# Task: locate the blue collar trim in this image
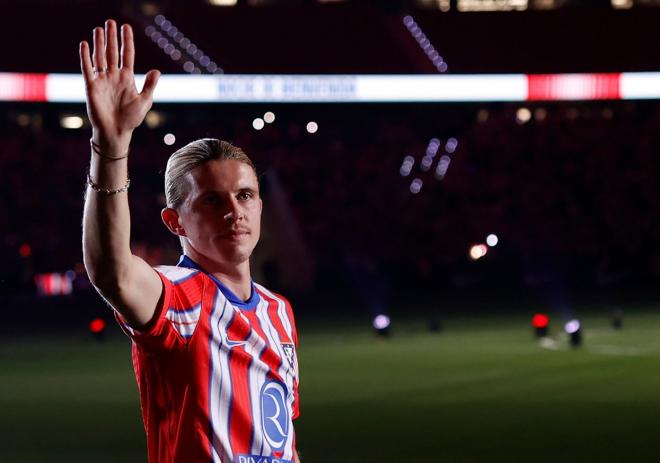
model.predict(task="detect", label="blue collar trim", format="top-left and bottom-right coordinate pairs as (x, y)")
top-left (177, 255), bottom-right (260, 310)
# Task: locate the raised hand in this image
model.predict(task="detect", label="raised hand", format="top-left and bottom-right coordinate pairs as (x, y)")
top-left (79, 20), bottom-right (160, 153)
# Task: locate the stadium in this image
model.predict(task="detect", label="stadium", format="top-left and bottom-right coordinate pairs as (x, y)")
top-left (3, 0), bottom-right (660, 461)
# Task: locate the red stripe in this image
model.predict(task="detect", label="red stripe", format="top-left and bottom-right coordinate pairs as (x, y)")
top-left (527, 73), bottom-right (620, 101)
top-left (261, 291), bottom-right (293, 345)
top-left (226, 311), bottom-right (254, 455)
top-left (244, 309), bottom-right (282, 375)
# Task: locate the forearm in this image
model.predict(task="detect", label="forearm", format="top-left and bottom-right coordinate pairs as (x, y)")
top-left (82, 135), bottom-right (133, 287)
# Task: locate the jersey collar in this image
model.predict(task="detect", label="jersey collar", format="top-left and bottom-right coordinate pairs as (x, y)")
top-left (177, 255), bottom-right (260, 310)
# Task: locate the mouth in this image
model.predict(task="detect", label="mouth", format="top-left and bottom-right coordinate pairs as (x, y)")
top-left (220, 229), bottom-right (250, 241)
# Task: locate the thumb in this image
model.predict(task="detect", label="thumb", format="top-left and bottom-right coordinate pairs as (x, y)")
top-left (140, 69), bottom-right (161, 100)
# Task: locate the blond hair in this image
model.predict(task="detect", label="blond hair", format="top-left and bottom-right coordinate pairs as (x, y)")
top-left (164, 138), bottom-right (257, 209)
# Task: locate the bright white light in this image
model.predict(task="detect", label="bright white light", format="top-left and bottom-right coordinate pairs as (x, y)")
top-left (163, 133), bottom-right (176, 145)
top-left (410, 178), bottom-right (423, 194)
top-left (373, 314), bottom-right (391, 330)
top-left (252, 118), bottom-right (265, 130)
top-left (611, 0), bottom-right (633, 9)
top-left (306, 121), bottom-right (318, 134)
top-left (264, 111), bottom-right (276, 123)
top-left (564, 319), bottom-right (581, 334)
top-left (516, 107), bottom-right (532, 124)
top-left (486, 234), bottom-right (499, 247)
top-left (60, 115), bottom-right (84, 129)
top-left (208, 0), bottom-right (238, 5)
top-left (469, 244), bottom-right (488, 260)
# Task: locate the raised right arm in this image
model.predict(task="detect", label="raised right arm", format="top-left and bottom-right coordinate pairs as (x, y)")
top-left (81, 19), bottom-right (163, 328)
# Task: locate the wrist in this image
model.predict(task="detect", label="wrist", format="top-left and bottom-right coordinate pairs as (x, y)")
top-left (91, 130), bottom-right (132, 156)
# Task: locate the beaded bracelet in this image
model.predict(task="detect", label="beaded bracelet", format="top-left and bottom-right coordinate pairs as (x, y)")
top-left (90, 139), bottom-right (129, 160)
top-left (86, 173), bottom-right (130, 195)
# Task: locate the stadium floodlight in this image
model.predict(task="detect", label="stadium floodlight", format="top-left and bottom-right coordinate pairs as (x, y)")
top-left (373, 314), bottom-right (391, 337)
top-left (252, 118), bottom-right (265, 130)
top-left (532, 313), bottom-right (549, 338)
top-left (163, 133), bottom-right (176, 145)
top-left (60, 115), bottom-right (84, 129)
top-left (564, 319), bottom-right (582, 347)
top-left (264, 111), bottom-right (276, 124)
top-left (469, 244), bottom-right (488, 261)
top-left (208, 0), bottom-right (238, 5)
top-left (89, 318), bottom-right (107, 341)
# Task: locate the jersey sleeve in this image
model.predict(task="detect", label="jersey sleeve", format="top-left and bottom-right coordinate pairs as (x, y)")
top-left (281, 295), bottom-right (301, 420)
top-left (114, 266), bottom-right (206, 352)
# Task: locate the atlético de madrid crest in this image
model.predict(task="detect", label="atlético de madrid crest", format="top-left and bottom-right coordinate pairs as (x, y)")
top-left (281, 343), bottom-right (295, 369)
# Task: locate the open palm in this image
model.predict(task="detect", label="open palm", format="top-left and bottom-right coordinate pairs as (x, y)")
top-left (80, 20), bottom-right (159, 149)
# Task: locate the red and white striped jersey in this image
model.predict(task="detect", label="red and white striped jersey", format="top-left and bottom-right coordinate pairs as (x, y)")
top-left (115, 255), bottom-right (300, 463)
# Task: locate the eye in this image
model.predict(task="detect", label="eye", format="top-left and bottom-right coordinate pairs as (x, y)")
top-left (237, 191), bottom-right (253, 201)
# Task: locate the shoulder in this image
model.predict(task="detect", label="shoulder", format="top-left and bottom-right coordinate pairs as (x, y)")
top-left (155, 265), bottom-right (203, 284)
top-left (254, 282), bottom-right (290, 305)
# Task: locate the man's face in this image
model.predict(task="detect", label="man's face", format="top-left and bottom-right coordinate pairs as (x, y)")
top-left (175, 159), bottom-right (262, 266)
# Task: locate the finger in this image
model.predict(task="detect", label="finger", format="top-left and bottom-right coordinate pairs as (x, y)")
top-left (92, 26), bottom-right (107, 71)
top-left (121, 24), bottom-right (134, 70)
top-left (105, 19), bottom-right (119, 70)
top-left (79, 41), bottom-right (94, 83)
top-left (140, 69), bottom-right (161, 100)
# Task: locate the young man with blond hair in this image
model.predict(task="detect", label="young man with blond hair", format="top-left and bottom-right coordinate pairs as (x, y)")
top-left (80, 19), bottom-right (300, 463)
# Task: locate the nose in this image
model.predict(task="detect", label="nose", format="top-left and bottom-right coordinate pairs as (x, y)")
top-left (223, 198), bottom-right (244, 222)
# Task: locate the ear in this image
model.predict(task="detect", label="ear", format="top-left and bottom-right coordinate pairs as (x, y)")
top-left (161, 207), bottom-right (187, 236)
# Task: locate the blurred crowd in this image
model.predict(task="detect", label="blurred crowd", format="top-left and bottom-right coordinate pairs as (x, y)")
top-left (2, 102), bottom-right (660, 302)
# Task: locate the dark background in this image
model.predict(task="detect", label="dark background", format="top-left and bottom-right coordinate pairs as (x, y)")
top-left (1, 0), bottom-right (660, 324)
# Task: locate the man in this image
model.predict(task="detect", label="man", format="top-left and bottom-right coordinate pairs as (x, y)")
top-left (80, 19), bottom-right (300, 463)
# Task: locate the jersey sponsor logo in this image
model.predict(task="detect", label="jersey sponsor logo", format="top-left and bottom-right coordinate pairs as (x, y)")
top-left (281, 343), bottom-right (295, 369)
top-left (224, 337), bottom-right (248, 348)
top-left (236, 455), bottom-right (293, 463)
top-left (260, 380), bottom-right (289, 450)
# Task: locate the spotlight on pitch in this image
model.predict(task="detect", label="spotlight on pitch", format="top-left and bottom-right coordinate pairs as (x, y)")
top-left (532, 313), bottom-right (549, 338)
top-left (373, 314), bottom-right (391, 337)
top-left (564, 319), bottom-right (582, 347)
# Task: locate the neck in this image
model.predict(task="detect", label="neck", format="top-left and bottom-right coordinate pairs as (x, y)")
top-left (184, 249), bottom-right (253, 301)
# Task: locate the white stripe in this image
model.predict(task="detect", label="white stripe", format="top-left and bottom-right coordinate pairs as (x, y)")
top-left (155, 265), bottom-right (199, 283)
top-left (210, 291), bottom-right (235, 462)
top-left (254, 288), bottom-right (296, 459)
top-left (237, 307), bottom-right (268, 455)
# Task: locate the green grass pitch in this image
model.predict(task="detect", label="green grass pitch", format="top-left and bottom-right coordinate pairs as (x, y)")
top-left (3, 307), bottom-right (660, 462)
